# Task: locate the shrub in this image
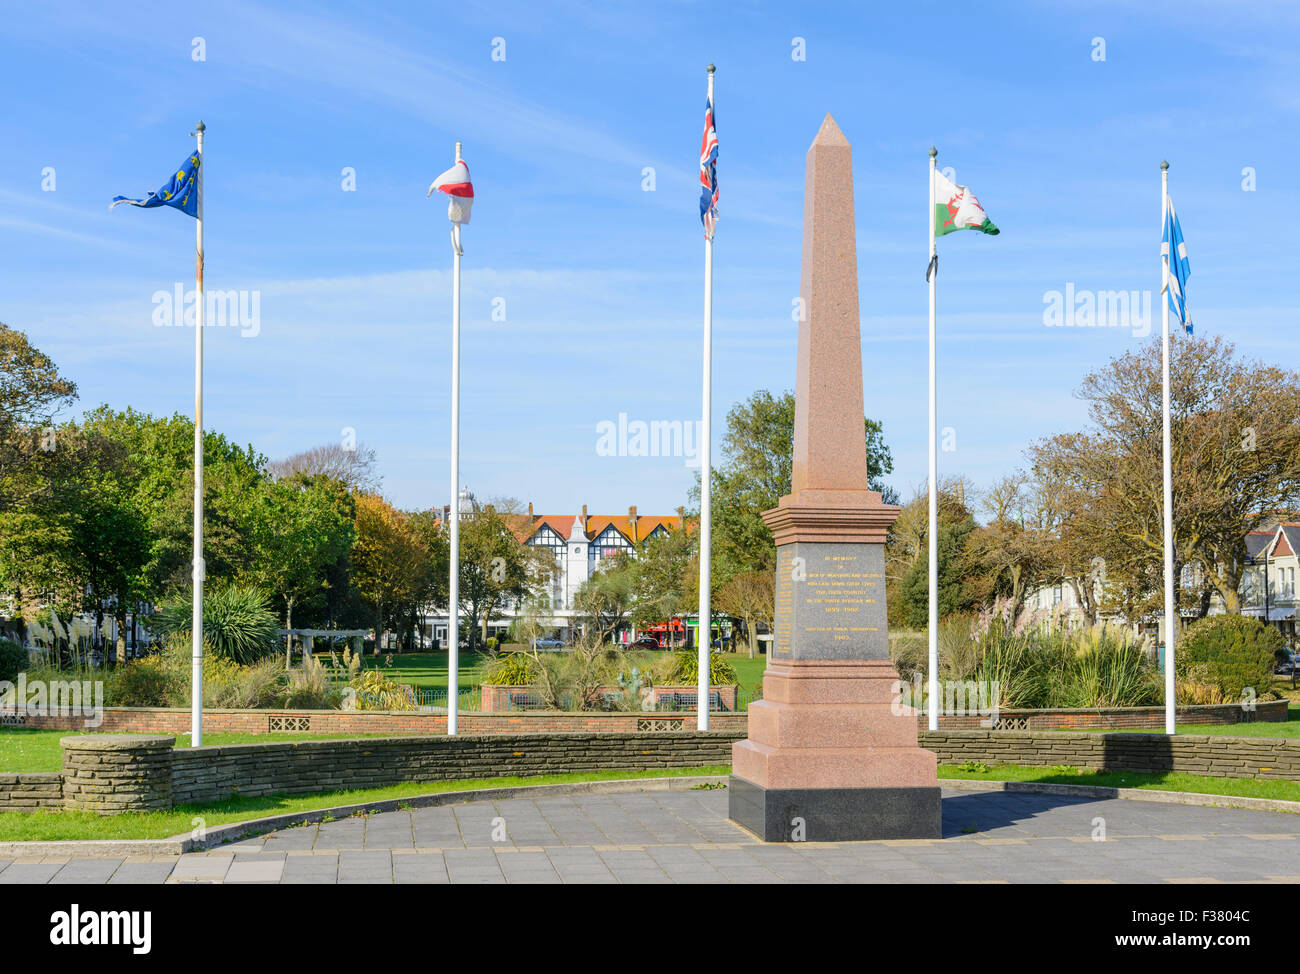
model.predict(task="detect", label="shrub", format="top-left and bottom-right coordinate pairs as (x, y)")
top-left (108, 655), bottom-right (177, 708)
top-left (151, 584), bottom-right (278, 664)
top-left (482, 653), bottom-right (536, 686)
top-left (347, 670), bottom-right (416, 711)
top-left (663, 649), bottom-right (738, 686)
top-left (1177, 614), bottom-right (1281, 701)
top-left (0, 638), bottom-right (29, 683)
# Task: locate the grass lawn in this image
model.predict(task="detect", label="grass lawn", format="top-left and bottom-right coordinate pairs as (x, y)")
top-left (938, 762), bottom-right (1300, 803)
top-left (357, 650), bottom-right (492, 690)
top-left (0, 728), bottom-right (434, 774)
top-left (0, 766), bottom-right (731, 842)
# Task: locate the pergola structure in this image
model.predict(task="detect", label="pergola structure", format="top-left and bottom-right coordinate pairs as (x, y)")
top-left (276, 629), bottom-right (368, 664)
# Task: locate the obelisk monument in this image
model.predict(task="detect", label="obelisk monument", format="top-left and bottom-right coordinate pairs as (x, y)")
top-left (728, 115), bottom-right (941, 842)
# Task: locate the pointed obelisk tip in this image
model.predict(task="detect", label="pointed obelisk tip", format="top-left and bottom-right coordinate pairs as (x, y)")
top-left (812, 113), bottom-right (849, 148)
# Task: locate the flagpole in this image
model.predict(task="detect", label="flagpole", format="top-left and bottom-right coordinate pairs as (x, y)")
top-left (697, 63), bottom-right (715, 732)
top-left (448, 140), bottom-right (463, 737)
top-left (927, 146), bottom-right (939, 732)
top-left (190, 120), bottom-right (205, 747)
top-left (1160, 159), bottom-right (1176, 736)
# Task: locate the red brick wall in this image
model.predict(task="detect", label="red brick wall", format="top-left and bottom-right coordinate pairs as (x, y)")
top-left (10, 698), bottom-right (1282, 737)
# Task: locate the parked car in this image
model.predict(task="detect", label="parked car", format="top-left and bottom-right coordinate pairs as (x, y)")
top-left (533, 637), bottom-right (565, 649)
top-left (629, 635), bottom-right (661, 651)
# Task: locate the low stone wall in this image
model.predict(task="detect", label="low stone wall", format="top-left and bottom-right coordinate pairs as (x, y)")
top-left (0, 773), bottom-right (62, 811)
top-left (17, 725), bottom-right (1300, 815)
top-left (36, 732), bottom-right (741, 812)
top-left (167, 731), bottom-right (743, 806)
top-left (919, 730), bottom-right (1300, 780)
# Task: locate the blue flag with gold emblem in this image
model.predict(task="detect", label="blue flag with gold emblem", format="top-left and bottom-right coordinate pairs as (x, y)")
top-left (111, 152), bottom-right (200, 217)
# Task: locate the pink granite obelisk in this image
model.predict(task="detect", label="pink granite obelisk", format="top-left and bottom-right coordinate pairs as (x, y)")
top-left (728, 115), bottom-right (941, 841)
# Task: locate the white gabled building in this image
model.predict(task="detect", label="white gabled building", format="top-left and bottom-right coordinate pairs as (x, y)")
top-left (420, 488), bottom-right (682, 646)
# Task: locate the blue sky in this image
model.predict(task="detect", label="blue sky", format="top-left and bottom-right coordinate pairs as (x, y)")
top-left (1, 0), bottom-right (1296, 518)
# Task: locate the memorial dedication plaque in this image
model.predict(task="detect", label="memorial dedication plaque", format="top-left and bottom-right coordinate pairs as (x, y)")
top-left (773, 542), bottom-right (888, 661)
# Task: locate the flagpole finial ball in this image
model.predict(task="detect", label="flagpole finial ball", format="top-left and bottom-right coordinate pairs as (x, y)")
top-left (1161, 159), bottom-right (1169, 170)
top-left (929, 146), bottom-right (937, 158)
top-left (194, 120), bottom-right (205, 132)
top-left (707, 63), bottom-right (715, 73)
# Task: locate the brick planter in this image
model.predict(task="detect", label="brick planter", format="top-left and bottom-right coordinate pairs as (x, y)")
top-left (61, 734), bottom-right (174, 814)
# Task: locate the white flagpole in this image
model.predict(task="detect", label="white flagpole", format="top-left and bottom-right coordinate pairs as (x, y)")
top-left (448, 141), bottom-right (463, 737)
top-left (927, 147), bottom-right (939, 732)
top-left (698, 63), bottom-right (715, 732)
top-left (1160, 159), bottom-right (1176, 736)
top-left (190, 120), bottom-right (206, 747)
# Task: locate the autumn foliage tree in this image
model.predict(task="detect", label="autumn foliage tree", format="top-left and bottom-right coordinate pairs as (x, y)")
top-left (1028, 334), bottom-right (1300, 621)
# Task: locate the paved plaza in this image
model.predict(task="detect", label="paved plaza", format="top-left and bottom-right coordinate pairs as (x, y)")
top-left (2, 786), bottom-right (1300, 884)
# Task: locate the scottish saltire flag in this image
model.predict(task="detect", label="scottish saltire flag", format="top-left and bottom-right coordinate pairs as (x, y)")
top-left (428, 159), bottom-right (474, 225)
top-left (699, 95), bottom-right (718, 239)
top-left (110, 152), bottom-right (200, 217)
top-left (1162, 196), bottom-right (1192, 335)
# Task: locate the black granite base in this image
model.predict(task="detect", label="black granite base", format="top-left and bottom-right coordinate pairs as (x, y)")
top-left (728, 775), bottom-right (942, 842)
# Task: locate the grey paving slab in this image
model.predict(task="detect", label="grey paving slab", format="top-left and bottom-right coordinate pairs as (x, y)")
top-left (0, 863), bottom-right (64, 884)
top-left (49, 858), bottom-right (125, 884)
top-left (108, 861), bottom-right (179, 884)
top-left (5, 785), bottom-right (1300, 883)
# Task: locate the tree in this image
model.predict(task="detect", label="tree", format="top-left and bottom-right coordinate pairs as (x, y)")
top-left (267, 442), bottom-right (381, 493)
top-left (883, 477), bottom-right (973, 628)
top-left (1028, 335), bottom-right (1300, 621)
top-left (889, 480), bottom-right (977, 629)
top-left (456, 501), bottom-right (551, 654)
top-left (573, 552), bottom-right (638, 644)
top-left (960, 473), bottom-right (1051, 615)
top-left (0, 323), bottom-right (77, 515)
top-left (243, 475), bottom-right (355, 666)
top-left (629, 526), bottom-right (698, 646)
top-left (351, 494), bottom-right (431, 652)
top-left (78, 406), bottom-right (267, 598)
top-left (715, 570), bottom-right (774, 657)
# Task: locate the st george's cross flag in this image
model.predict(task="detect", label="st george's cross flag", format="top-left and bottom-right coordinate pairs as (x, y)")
top-left (428, 159), bottom-right (474, 224)
top-left (110, 151), bottom-right (200, 217)
top-left (932, 168), bottom-right (998, 237)
top-left (1162, 196), bottom-right (1192, 335)
top-left (699, 95), bottom-right (719, 239)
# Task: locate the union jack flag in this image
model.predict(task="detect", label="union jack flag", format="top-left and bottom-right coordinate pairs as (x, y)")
top-left (699, 94), bottom-right (718, 239)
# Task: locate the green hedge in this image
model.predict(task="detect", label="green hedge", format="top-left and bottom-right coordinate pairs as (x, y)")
top-left (1177, 614), bottom-right (1281, 699)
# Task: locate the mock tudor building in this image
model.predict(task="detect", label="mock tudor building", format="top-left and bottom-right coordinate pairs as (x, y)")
top-left (420, 486), bottom-right (682, 646)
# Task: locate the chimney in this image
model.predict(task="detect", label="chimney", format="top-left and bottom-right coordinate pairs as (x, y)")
top-left (528, 501), bottom-right (534, 517)
top-left (582, 504), bottom-right (588, 532)
top-left (628, 505), bottom-right (638, 542)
